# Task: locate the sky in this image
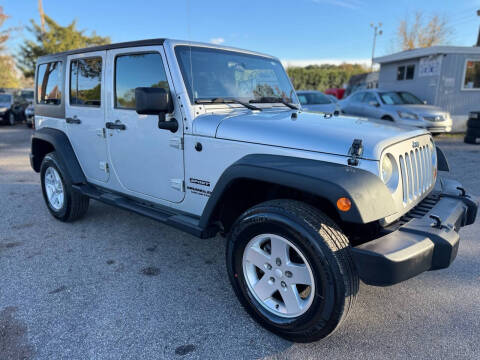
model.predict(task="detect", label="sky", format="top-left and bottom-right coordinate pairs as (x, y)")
top-left (3, 0), bottom-right (480, 66)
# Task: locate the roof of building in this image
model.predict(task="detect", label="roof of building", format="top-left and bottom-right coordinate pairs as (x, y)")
top-left (373, 46), bottom-right (480, 64)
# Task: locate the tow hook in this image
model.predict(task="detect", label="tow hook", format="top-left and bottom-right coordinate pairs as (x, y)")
top-left (456, 186), bottom-right (466, 197)
top-left (348, 139), bottom-right (363, 166)
top-left (429, 214), bottom-right (452, 231)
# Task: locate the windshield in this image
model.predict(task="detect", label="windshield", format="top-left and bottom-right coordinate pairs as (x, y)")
top-left (297, 92), bottom-right (332, 105)
top-left (380, 91), bottom-right (423, 105)
top-left (175, 46), bottom-right (297, 104)
top-left (0, 94), bottom-right (12, 103)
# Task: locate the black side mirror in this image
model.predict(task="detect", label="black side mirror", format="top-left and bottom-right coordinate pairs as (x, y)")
top-left (135, 87), bottom-right (178, 132)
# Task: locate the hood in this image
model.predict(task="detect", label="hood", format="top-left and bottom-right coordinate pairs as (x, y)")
top-left (388, 104), bottom-right (445, 115)
top-left (0, 102), bottom-right (11, 108)
top-left (192, 109), bottom-right (427, 160)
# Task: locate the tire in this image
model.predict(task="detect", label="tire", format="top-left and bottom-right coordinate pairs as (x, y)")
top-left (7, 112), bottom-right (15, 126)
top-left (381, 115), bottom-right (394, 122)
top-left (467, 118), bottom-right (480, 129)
top-left (464, 135), bottom-right (480, 144)
top-left (26, 122), bottom-right (33, 128)
top-left (466, 128), bottom-right (480, 138)
top-left (226, 199), bottom-right (358, 342)
top-left (40, 152), bottom-right (89, 221)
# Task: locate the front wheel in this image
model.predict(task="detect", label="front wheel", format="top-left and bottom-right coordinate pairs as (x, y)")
top-left (8, 112), bottom-right (15, 126)
top-left (226, 199), bottom-right (358, 342)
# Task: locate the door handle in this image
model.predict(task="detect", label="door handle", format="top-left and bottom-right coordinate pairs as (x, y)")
top-left (66, 117), bottom-right (81, 124)
top-left (105, 121), bottom-right (126, 130)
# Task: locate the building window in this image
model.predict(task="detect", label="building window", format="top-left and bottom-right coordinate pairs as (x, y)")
top-left (70, 57), bottom-right (102, 107)
top-left (463, 60), bottom-right (480, 90)
top-left (397, 64), bottom-right (415, 81)
top-left (406, 64), bottom-right (415, 79)
top-left (37, 61), bottom-right (62, 105)
top-left (115, 53), bottom-right (169, 109)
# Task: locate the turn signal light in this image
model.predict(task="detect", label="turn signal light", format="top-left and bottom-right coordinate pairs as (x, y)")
top-left (337, 197), bottom-right (352, 212)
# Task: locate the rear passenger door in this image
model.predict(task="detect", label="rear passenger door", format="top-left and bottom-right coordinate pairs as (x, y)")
top-left (360, 92), bottom-right (382, 119)
top-left (65, 51), bottom-right (109, 183)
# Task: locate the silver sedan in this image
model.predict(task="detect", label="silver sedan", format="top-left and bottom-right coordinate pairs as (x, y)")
top-left (297, 90), bottom-right (341, 115)
top-left (339, 89), bottom-right (452, 134)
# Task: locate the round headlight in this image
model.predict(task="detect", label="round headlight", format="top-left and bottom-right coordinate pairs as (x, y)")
top-left (381, 153), bottom-right (399, 192)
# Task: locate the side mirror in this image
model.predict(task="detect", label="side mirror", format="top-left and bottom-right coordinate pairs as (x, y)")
top-left (135, 87), bottom-right (178, 132)
top-left (368, 100), bottom-right (380, 107)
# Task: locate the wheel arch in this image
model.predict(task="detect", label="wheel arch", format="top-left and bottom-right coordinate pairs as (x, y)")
top-left (30, 127), bottom-right (86, 184)
top-left (199, 154), bottom-right (397, 233)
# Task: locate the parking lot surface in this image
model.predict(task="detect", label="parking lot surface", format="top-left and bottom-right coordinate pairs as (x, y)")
top-left (1, 126), bottom-right (479, 360)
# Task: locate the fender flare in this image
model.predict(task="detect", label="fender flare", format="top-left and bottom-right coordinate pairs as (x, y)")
top-left (30, 127), bottom-right (86, 184)
top-left (436, 146), bottom-right (449, 172)
top-left (199, 154), bottom-right (397, 226)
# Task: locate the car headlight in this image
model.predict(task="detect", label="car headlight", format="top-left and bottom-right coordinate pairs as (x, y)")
top-left (397, 111), bottom-right (418, 120)
top-left (0, 107), bottom-right (7, 113)
top-left (381, 153), bottom-right (399, 192)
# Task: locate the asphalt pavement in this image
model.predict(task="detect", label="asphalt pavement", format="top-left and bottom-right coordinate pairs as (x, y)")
top-left (1, 126), bottom-right (479, 360)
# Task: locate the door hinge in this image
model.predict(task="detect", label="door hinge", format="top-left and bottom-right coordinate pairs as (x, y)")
top-left (99, 161), bottom-right (109, 172)
top-left (170, 179), bottom-right (185, 192)
top-left (169, 137), bottom-right (184, 150)
top-left (348, 139), bottom-right (363, 166)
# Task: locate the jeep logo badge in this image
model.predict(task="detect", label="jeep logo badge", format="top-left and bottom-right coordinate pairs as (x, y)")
top-left (412, 141), bottom-right (420, 148)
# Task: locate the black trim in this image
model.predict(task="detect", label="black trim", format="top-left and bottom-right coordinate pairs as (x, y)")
top-left (199, 154), bottom-right (397, 227)
top-left (30, 128), bottom-right (86, 184)
top-left (436, 146), bottom-right (449, 172)
top-left (73, 184), bottom-right (217, 238)
top-left (36, 38), bottom-right (165, 60)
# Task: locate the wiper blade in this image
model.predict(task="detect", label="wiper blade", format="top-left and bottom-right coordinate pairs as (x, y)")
top-left (250, 96), bottom-right (299, 110)
top-left (195, 98), bottom-right (262, 111)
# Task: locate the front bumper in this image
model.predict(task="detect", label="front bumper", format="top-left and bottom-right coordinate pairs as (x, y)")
top-left (351, 177), bottom-right (478, 286)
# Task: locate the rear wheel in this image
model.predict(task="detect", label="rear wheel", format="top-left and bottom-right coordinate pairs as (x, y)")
top-left (226, 199), bottom-right (358, 342)
top-left (8, 112), bottom-right (15, 126)
top-left (40, 152), bottom-right (89, 221)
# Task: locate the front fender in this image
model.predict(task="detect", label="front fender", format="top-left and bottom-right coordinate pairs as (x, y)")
top-left (199, 154), bottom-right (397, 226)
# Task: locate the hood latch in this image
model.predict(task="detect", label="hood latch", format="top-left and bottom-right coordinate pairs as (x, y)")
top-left (348, 139), bottom-right (363, 166)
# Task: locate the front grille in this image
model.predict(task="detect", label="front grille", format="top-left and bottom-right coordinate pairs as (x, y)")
top-left (424, 115), bottom-right (444, 122)
top-left (398, 144), bottom-right (434, 206)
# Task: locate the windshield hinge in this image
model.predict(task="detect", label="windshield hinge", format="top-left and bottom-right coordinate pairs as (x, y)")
top-left (348, 139), bottom-right (363, 166)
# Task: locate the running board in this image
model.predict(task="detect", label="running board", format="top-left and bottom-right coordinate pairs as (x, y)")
top-left (72, 184), bottom-right (218, 239)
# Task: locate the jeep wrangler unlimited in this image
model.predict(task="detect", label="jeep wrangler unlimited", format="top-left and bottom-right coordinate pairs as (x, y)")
top-left (30, 39), bottom-right (478, 342)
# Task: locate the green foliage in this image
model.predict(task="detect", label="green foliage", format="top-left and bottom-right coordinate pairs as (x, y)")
top-left (18, 15), bottom-right (111, 78)
top-left (286, 64), bottom-right (367, 91)
top-left (0, 55), bottom-right (19, 88)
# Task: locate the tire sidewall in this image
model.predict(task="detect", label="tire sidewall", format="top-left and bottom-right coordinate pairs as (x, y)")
top-left (40, 153), bottom-right (73, 221)
top-left (8, 112), bottom-right (15, 125)
top-left (227, 207), bottom-right (347, 340)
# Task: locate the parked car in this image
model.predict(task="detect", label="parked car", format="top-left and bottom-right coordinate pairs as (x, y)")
top-left (19, 89), bottom-right (34, 104)
top-left (297, 90), bottom-right (340, 115)
top-left (340, 89), bottom-right (452, 134)
top-left (30, 38), bottom-right (477, 343)
top-left (0, 93), bottom-right (28, 126)
top-left (25, 103), bottom-right (34, 128)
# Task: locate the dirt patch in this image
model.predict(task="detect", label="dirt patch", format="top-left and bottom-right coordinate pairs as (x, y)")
top-left (0, 242), bottom-right (22, 253)
top-left (0, 307), bottom-right (35, 360)
top-left (48, 285), bottom-right (68, 295)
top-left (175, 344), bottom-right (196, 356)
top-left (11, 223), bottom-right (33, 230)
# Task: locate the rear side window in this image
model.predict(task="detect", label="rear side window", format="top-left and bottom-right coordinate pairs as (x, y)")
top-left (70, 57), bottom-right (102, 107)
top-left (37, 61), bottom-right (62, 105)
top-left (115, 53), bottom-right (169, 109)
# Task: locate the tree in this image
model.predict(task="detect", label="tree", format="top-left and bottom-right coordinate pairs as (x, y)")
top-left (0, 6), bottom-right (19, 88)
top-left (397, 12), bottom-right (451, 50)
top-left (18, 15), bottom-right (110, 78)
top-left (286, 64), bottom-right (367, 91)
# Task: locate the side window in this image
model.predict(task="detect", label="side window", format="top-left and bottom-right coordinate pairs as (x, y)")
top-left (397, 66), bottom-right (405, 81)
top-left (37, 61), bottom-right (62, 105)
top-left (405, 64), bottom-right (415, 80)
top-left (70, 57), bottom-right (102, 107)
top-left (350, 92), bottom-right (364, 102)
top-left (362, 92), bottom-right (377, 103)
top-left (115, 53), bottom-right (169, 109)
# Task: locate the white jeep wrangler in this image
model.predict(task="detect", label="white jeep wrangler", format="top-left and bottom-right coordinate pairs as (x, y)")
top-left (30, 39), bottom-right (478, 342)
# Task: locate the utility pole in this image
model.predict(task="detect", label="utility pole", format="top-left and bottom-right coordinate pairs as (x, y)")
top-left (476, 10), bottom-right (480, 46)
top-left (370, 22), bottom-right (382, 71)
top-left (38, 0), bottom-right (45, 34)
